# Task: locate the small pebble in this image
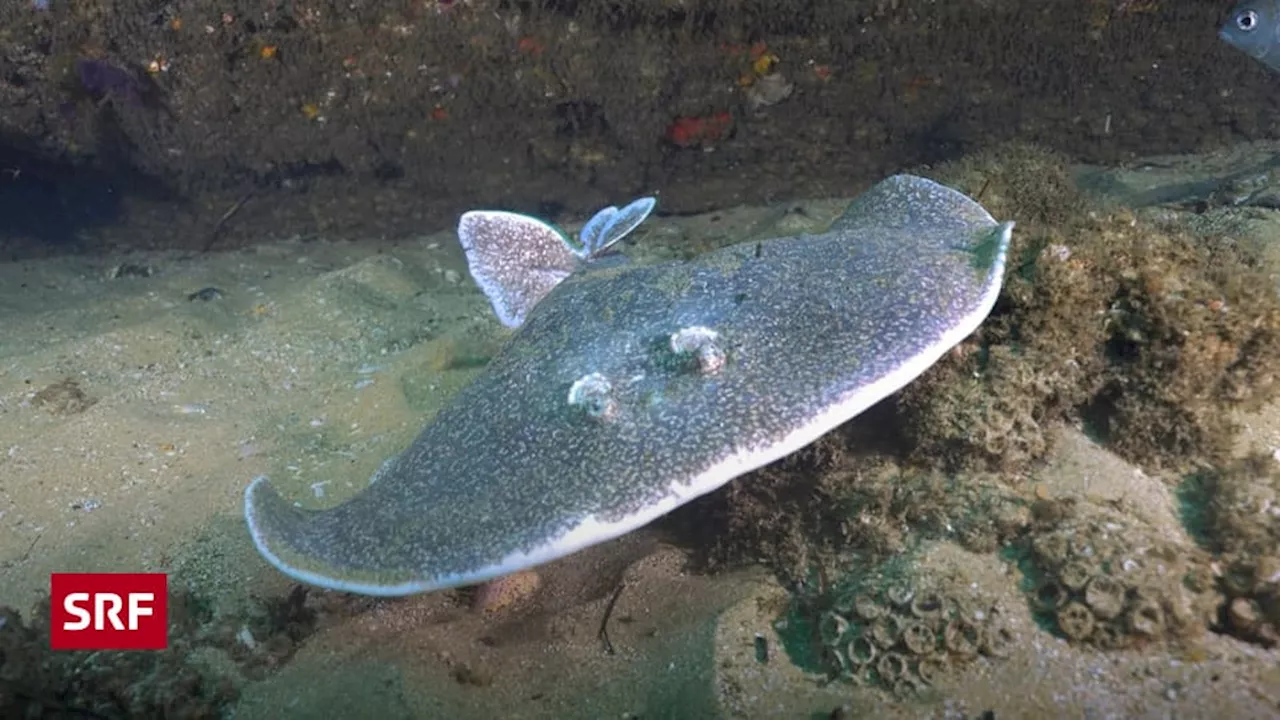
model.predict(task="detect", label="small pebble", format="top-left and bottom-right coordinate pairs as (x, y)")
top-left (473, 569), bottom-right (541, 613)
top-left (187, 286), bottom-right (225, 302)
top-left (1229, 597), bottom-right (1259, 631)
top-left (110, 262), bottom-right (153, 279)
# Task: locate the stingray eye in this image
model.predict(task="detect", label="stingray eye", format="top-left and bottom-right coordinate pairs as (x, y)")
top-left (1237, 9), bottom-right (1259, 32)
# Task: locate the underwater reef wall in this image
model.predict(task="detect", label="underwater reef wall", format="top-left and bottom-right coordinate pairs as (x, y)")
top-left (0, 0), bottom-right (1259, 256)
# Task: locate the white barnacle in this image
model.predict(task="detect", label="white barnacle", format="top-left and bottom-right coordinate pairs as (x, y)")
top-left (670, 325), bottom-right (726, 374)
top-left (567, 372), bottom-right (617, 420)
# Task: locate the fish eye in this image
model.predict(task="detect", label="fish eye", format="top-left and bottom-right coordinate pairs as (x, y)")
top-left (1237, 9), bottom-right (1259, 31)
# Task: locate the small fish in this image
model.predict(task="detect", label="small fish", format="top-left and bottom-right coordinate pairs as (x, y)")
top-left (1220, 1), bottom-right (1280, 72)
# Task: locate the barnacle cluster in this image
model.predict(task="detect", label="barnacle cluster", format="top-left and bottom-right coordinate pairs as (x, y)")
top-left (1187, 454), bottom-right (1280, 647)
top-left (903, 144), bottom-right (1280, 476)
top-left (1216, 556), bottom-right (1280, 646)
top-left (1023, 512), bottom-right (1221, 648)
top-left (818, 582), bottom-right (1013, 697)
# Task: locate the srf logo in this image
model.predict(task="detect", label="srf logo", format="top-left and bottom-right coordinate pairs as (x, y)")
top-left (49, 573), bottom-right (168, 650)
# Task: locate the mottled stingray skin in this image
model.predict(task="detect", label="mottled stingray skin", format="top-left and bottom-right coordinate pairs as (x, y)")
top-left (244, 175), bottom-right (1014, 595)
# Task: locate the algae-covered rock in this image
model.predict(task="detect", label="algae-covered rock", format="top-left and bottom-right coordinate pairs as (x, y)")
top-left (902, 143), bottom-right (1280, 473)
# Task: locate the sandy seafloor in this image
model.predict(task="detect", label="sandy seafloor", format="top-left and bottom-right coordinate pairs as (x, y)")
top-left (6, 144), bottom-right (1280, 718)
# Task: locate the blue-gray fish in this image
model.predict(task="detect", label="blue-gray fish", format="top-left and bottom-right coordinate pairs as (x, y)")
top-left (1221, 0), bottom-right (1280, 72)
top-left (244, 174), bottom-right (1014, 596)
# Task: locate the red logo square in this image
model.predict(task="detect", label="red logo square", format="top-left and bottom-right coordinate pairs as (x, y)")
top-left (49, 573), bottom-right (168, 650)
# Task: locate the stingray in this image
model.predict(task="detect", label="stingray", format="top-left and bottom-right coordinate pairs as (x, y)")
top-left (244, 174), bottom-right (1014, 596)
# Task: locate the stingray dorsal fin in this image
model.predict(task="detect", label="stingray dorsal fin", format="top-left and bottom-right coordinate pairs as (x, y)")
top-left (576, 196), bottom-right (656, 258)
top-left (457, 197), bottom-right (656, 328)
top-left (457, 210), bottom-right (580, 328)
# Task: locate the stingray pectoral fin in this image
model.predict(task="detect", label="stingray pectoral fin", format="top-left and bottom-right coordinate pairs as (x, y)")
top-left (245, 473), bottom-right (544, 595)
top-left (244, 476), bottom-right (342, 589)
top-left (243, 476), bottom-right (423, 594)
top-left (974, 220), bottom-right (1014, 280)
